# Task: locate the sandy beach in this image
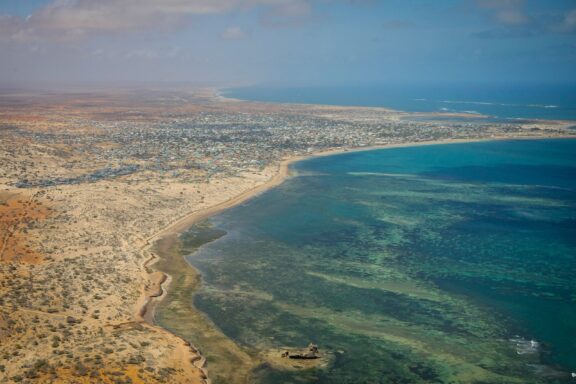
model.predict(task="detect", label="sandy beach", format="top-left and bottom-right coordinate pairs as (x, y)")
top-left (0, 87), bottom-right (574, 383)
top-left (1, 0), bottom-right (574, 379)
top-left (140, 133), bottom-right (576, 304)
top-left (136, 134), bottom-right (576, 384)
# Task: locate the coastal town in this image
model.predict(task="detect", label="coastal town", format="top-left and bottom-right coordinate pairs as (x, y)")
top-left (0, 87), bottom-right (574, 383)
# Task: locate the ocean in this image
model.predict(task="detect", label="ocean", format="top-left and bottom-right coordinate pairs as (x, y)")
top-left (223, 84), bottom-right (576, 121)
top-left (175, 139), bottom-right (576, 383)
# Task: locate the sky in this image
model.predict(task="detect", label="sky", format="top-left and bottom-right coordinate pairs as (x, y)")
top-left (0, 0), bottom-right (575, 87)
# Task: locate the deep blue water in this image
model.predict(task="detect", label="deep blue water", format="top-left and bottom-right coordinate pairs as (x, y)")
top-left (182, 139), bottom-right (576, 383)
top-left (224, 84), bottom-right (576, 120)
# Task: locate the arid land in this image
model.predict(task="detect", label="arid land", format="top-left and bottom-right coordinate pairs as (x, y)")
top-left (0, 86), bottom-right (574, 384)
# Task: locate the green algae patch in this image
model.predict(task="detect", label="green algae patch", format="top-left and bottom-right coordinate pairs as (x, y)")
top-left (177, 140), bottom-right (576, 383)
top-left (153, 223), bottom-right (257, 384)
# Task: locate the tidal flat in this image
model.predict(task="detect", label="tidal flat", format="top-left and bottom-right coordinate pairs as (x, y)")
top-left (158, 139), bottom-right (576, 384)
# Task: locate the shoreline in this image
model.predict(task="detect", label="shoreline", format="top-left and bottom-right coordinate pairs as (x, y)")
top-left (2, 85), bottom-right (575, 383)
top-left (134, 134), bottom-right (575, 383)
top-left (138, 132), bottom-right (576, 253)
top-left (213, 88), bottom-right (576, 124)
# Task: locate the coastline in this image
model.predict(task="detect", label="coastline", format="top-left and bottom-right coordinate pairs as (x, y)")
top-left (132, 152), bottom-right (296, 384)
top-left (136, 134), bottom-right (576, 383)
top-left (215, 87), bottom-right (576, 126)
top-left (2, 87), bottom-right (575, 383)
top-left (215, 87), bottom-right (576, 123)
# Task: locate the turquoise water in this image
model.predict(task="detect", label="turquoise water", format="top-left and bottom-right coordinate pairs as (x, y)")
top-left (184, 139), bottom-right (576, 383)
top-left (224, 84), bottom-right (576, 120)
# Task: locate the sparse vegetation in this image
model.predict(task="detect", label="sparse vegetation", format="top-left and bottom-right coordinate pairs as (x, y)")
top-left (0, 88), bottom-right (571, 383)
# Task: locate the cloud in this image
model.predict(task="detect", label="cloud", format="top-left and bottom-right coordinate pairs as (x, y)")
top-left (221, 26), bottom-right (247, 40)
top-left (123, 48), bottom-right (160, 60)
top-left (558, 9), bottom-right (576, 33)
top-left (476, 0), bottom-right (530, 26)
top-left (0, 0), bottom-right (317, 42)
top-left (471, 7), bottom-right (576, 39)
top-left (259, 1), bottom-right (312, 27)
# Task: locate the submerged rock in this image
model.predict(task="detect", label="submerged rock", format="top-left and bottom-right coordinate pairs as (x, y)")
top-left (262, 343), bottom-right (332, 371)
top-left (285, 342), bottom-right (320, 359)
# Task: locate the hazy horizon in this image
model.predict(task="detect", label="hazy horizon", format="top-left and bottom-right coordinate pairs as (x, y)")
top-left (1, 0), bottom-right (576, 87)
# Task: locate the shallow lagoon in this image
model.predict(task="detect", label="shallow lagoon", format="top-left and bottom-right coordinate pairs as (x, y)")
top-left (179, 139), bottom-right (576, 383)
